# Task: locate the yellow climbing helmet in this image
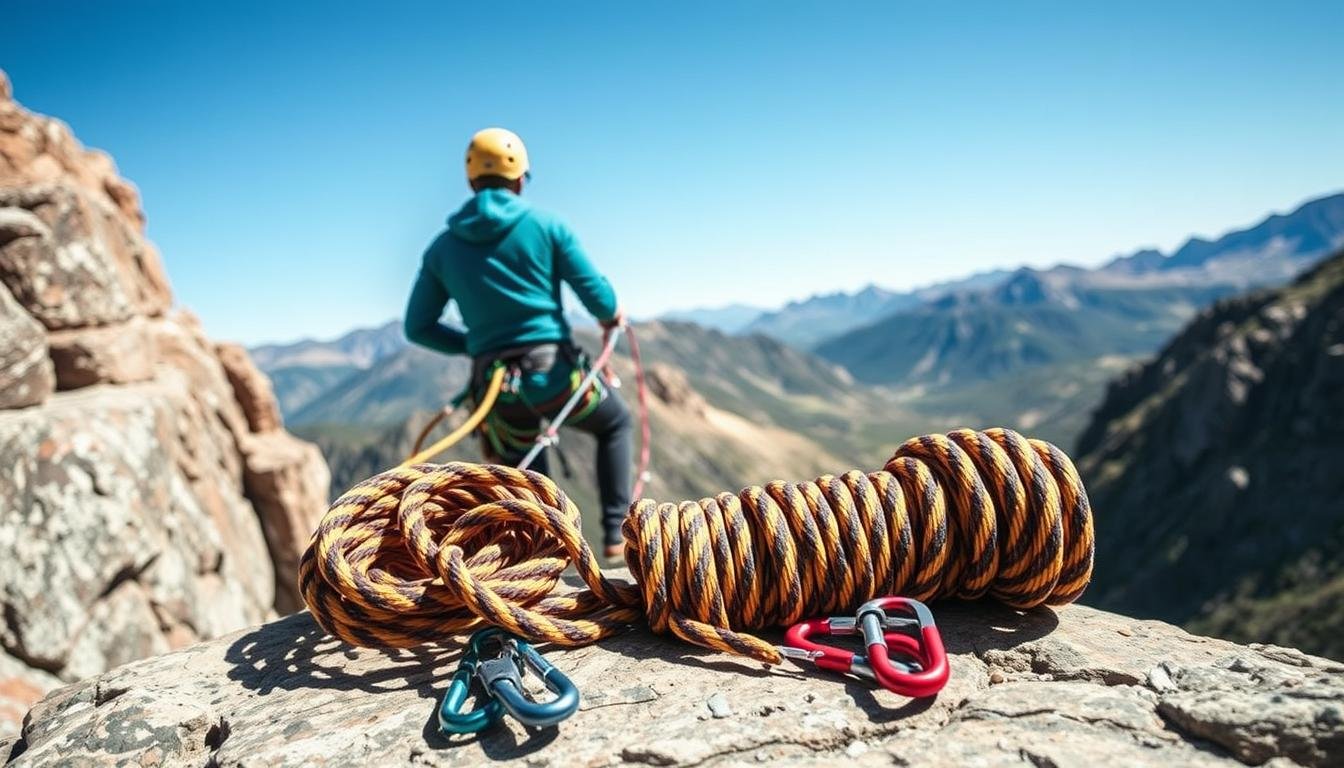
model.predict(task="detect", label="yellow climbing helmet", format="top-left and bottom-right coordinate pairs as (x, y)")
top-left (465, 127), bottom-right (530, 181)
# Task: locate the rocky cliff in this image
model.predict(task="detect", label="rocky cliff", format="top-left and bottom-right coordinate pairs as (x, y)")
top-left (0, 70), bottom-right (330, 739)
top-left (4, 573), bottom-right (1342, 767)
top-left (1077, 249), bottom-right (1344, 658)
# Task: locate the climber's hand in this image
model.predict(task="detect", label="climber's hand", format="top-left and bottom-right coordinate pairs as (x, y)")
top-left (601, 309), bottom-right (626, 330)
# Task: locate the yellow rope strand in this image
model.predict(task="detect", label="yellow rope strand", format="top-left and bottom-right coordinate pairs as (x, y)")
top-left (301, 428), bottom-right (1094, 664)
top-left (401, 367), bottom-right (506, 467)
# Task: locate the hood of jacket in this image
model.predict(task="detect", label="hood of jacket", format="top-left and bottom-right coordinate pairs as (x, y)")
top-left (447, 188), bottom-right (531, 244)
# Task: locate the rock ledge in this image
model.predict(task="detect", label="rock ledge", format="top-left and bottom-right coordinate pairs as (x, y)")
top-left (6, 582), bottom-right (1342, 767)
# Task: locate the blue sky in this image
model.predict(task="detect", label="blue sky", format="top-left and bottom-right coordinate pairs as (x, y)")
top-left (5, 1), bottom-right (1342, 344)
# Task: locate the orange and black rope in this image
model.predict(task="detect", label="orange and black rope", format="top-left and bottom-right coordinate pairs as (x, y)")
top-left (298, 428), bottom-right (1093, 664)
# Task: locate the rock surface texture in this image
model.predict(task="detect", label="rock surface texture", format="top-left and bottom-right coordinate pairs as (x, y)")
top-left (0, 69), bottom-right (330, 739)
top-left (5, 588), bottom-right (1343, 767)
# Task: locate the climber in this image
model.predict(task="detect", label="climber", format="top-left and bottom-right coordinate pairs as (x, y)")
top-left (403, 127), bottom-right (633, 559)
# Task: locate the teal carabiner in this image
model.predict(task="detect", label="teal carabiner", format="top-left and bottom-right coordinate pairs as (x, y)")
top-left (437, 634), bottom-right (506, 735)
top-left (474, 632), bottom-right (581, 728)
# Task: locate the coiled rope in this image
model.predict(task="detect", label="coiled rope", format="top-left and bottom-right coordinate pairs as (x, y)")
top-left (299, 428), bottom-right (1093, 664)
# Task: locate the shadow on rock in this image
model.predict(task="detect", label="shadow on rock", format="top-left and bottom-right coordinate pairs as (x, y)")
top-left (584, 622), bottom-right (785, 681)
top-left (224, 611), bottom-right (460, 701)
top-left (591, 598), bottom-right (1061, 674)
top-left (419, 702), bottom-right (560, 761)
top-left (931, 600), bottom-right (1062, 656)
top-left (841, 678), bottom-right (938, 723)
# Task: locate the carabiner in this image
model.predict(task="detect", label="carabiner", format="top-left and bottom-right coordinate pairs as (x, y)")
top-left (856, 597), bottom-right (949, 698)
top-left (475, 632), bottom-right (580, 728)
top-left (781, 613), bottom-right (924, 683)
top-left (437, 634), bottom-right (506, 735)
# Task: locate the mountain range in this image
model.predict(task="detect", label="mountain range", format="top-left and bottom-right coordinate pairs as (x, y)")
top-left (1077, 247), bottom-right (1344, 658)
top-left (655, 303), bottom-right (765, 334)
top-left (251, 322), bottom-right (405, 415)
top-left (256, 190), bottom-right (1344, 465)
top-left (802, 192), bottom-right (1344, 441)
top-left (736, 270), bottom-right (1012, 348)
top-left (815, 269), bottom-right (1234, 385)
top-left (695, 191), bottom-right (1344, 352)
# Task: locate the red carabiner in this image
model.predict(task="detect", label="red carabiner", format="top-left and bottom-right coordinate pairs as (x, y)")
top-left (856, 597), bottom-right (948, 698)
top-left (781, 614), bottom-right (924, 683)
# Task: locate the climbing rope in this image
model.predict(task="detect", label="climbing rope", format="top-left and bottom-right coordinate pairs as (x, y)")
top-left (299, 427), bottom-right (1093, 664)
top-left (625, 325), bottom-right (652, 499)
top-left (411, 405), bottom-right (457, 459)
top-left (403, 367), bottom-right (507, 467)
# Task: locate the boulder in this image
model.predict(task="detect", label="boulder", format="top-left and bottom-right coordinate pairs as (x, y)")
top-left (0, 70), bottom-right (334, 743)
top-left (239, 431), bottom-right (331, 613)
top-left (0, 71), bottom-right (146, 231)
top-left (0, 184), bottom-right (171, 329)
top-left (644, 363), bottom-right (707, 416)
top-left (148, 313), bottom-right (253, 444)
top-left (45, 317), bottom-right (155, 390)
top-left (0, 382), bottom-right (275, 679)
top-left (216, 342), bottom-right (283, 433)
top-left (0, 280), bottom-right (52, 408)
top-left (5, 591), bottom-right (1343, 767)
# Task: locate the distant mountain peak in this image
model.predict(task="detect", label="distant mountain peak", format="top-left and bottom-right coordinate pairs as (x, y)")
top-left (1102, 248), bottom-right (1165, 274)
top-left (656, 303), bottom-right (766, 334)
top-left (250, 319), bottom-right (407, 371)
top-left (993, 269), bottom-right (1051, 304)
top-left (854, 284), bottom-right (896, 299)
top-left (743, 271), bottom-right (1010, 348)
top-left (1161, 191), bottom-right (1343, 272)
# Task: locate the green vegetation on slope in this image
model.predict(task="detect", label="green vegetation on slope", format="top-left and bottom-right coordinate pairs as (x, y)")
top-left (1076, 250), bottom-right (1344, 659)
top-left (1189, 549), bottom-right (1344, 660)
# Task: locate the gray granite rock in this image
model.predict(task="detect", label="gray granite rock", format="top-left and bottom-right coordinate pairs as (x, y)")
top-left (45, 317), bottom-right (155, 390)
top-left (7, 592), bottom-right (1342, 767)
top-left (0, 382), bottom-right (275, 677)
top-left (0, 71), bottom-right (333, 743)
top-left (0, 277), bottom-right (52, 409)
top-left (0, 184), bottom-right (169, 330)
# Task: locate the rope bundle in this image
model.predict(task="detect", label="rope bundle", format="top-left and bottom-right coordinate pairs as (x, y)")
top-left (299, 428), bottom-right (1093, 664)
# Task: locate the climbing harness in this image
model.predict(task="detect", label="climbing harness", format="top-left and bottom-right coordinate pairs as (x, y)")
top-left (781, 597), bottom-right (949, 698)
top-left (299, 428), bottom-right (1093, 671)
top-left (438, 627), bottom-right (580, 734)
top-left (515, 330), bottom-right (622, 471)
top-left (402, 325), bottom-right (653, 496)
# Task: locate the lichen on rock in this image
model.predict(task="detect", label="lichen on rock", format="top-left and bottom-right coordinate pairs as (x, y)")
top-left (0, 68), bottom-right (331, 740)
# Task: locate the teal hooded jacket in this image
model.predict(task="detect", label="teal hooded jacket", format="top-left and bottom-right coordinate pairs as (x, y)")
top-left (403, 189), bottom-right (619, 358)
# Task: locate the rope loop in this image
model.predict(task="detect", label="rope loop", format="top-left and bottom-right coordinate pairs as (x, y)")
top-left (300, 428), bottom-right (1094, 664)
